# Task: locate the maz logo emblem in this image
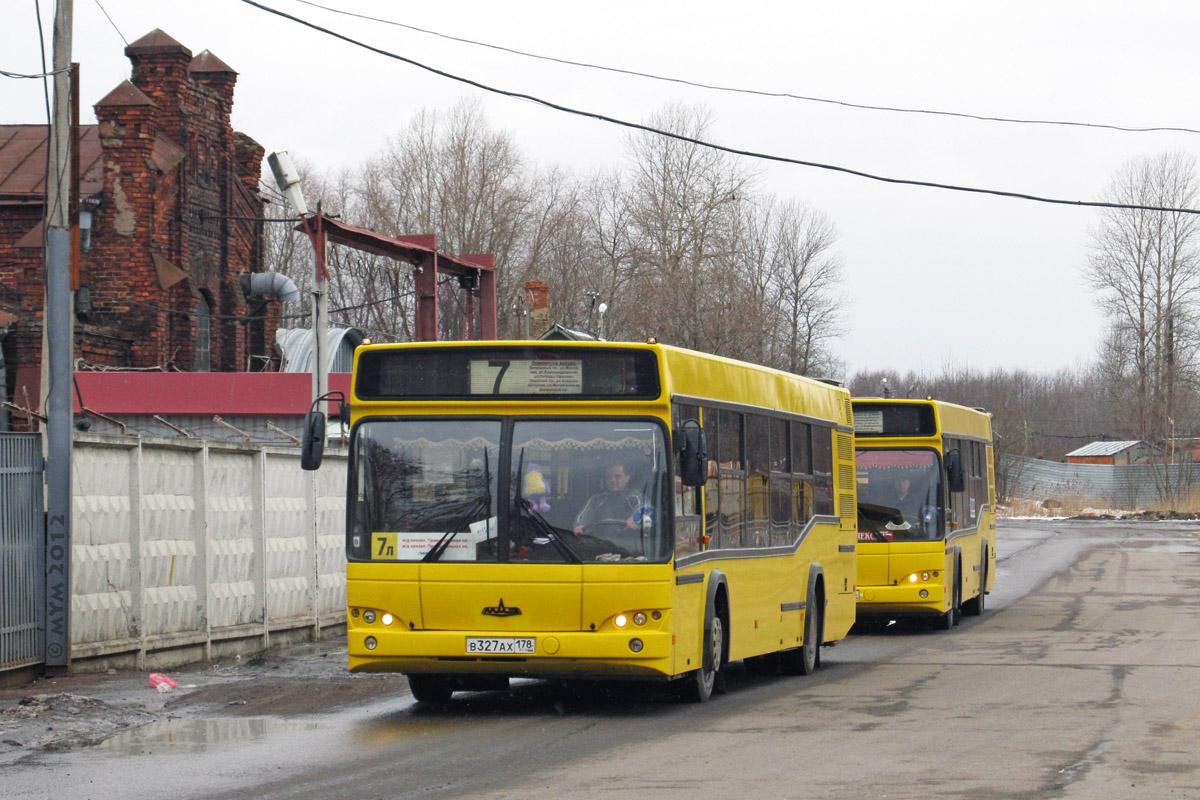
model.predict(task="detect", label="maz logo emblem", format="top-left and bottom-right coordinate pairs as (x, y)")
top-left (482, 599), bottom-right (521, 617)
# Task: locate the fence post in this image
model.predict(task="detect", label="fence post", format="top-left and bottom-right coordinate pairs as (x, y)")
top-left (130, 438), bottom-right (146, 669)
top-left (195, 440), bottom-right (211, 661)
top-left (254, 447), bottom-right (269, 650)
top-left (309, 460), bottom-right (320, 639)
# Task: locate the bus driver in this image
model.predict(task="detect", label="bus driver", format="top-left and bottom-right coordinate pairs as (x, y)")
top-left (573, 461), bottom-right (645, 549)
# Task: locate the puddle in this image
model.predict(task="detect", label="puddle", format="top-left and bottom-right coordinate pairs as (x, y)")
top-left (95, 717), bottom-right (319, 756)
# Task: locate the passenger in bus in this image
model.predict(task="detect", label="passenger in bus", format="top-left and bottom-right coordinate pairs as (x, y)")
top-left (573, 461), bottom-right (647, 551)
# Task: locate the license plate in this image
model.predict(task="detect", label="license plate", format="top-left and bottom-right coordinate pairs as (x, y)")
top-left (466, 637), bottom-right (535, 655)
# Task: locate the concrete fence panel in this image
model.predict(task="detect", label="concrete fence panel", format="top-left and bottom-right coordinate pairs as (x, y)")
top-left (69, 434), bottom-right (347, 670)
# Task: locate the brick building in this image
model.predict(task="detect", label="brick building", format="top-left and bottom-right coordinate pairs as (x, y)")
top-left (0, 29), bottom-right (293, 427)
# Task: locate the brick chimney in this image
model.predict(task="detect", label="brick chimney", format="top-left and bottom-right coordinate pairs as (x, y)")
top-left (125, 30), bottom-right (192, 145)
top-left (524, 280), bottom-right (550, 338)
top-left (92, 79), bottom-right (163, 365)
top-left (189, 50), bottom-right (238, 136)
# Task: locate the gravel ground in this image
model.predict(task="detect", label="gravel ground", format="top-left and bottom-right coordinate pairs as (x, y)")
top-left (0, 637), bottom-right (407, 762)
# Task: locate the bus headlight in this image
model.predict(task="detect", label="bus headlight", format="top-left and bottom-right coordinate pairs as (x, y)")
top-left (633, 612), bottom-right (647, 626)
top-left (919, 590), bottom-right (929, 599)
top-left (629, 639), bottom-right (644, 652)
top-left (364, 610), bottom-right (377, 624)
top-left (615, 614), bottom-right (628, 628)
top-left (908, 574), bottom-right (918, 583)
top-left (921, 572), bottom-right (930, 581)
top-left (365, 636), bottom-right (378, 650)
top-left (381, 613), bottom-right (394, 626)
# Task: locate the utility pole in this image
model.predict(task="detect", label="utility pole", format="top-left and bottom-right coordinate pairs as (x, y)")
top-left (43, 0), bottom-right (74, 671)
top-left (313, 204), bottom-right (328, 405)
top-left (265, 152), bottom-right (325, 406)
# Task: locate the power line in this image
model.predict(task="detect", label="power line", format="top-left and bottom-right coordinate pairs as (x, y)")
top-left (237, 0), bottom-right (1200, 217)
top-left (289, 0), bottom-right (1200, 137)
top-left (0, 66), bottom-right (69, 79)
top-left (92, 0), bottom-right (129, 47)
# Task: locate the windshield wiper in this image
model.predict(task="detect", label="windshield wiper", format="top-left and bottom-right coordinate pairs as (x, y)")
top-left (512, 446), bottom-right (580, 563)
top-left (424, 450), bottom-right (494, 563)
top-left (423, 495), bottom-right (489, 563)
top-left (519, 499), bottom-right (582, 563)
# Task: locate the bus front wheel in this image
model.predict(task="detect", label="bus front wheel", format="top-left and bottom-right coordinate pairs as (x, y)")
top-left (684, 614), bottom-right (724, 703)
top-left (407, 674), bottom-right (454, 704)
top-left (963, 549), bottom-right (988, 616)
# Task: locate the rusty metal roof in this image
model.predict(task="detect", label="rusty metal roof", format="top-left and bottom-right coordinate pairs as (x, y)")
top-left (124, 29), bottom-right (191, 58)
top-left (0, 124), bottom-right (103, 202)
top-left (189, 50), bottom-right (236, 74)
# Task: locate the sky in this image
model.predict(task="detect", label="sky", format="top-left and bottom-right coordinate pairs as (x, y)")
top-left (5, 0), bottom-right (1200, 377)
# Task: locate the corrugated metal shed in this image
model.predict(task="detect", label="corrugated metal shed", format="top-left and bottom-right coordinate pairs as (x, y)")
top-left (1064, 440), bottom-right (1144, 458)
top-left (276, 327), bottom-right (364, 374)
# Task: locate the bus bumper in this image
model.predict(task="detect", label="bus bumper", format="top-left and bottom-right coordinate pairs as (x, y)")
top-left (856, 583), bottom-right (946, 617)
top-left (347, 628), bottom-right (675, 679)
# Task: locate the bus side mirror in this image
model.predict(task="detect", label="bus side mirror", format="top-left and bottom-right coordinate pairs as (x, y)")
top-left (301, 411), bottom-right (326, 471)
top-left (678, 421), bottom-right (707, 487)
top-left (945, 449), bottom-right (965, 493)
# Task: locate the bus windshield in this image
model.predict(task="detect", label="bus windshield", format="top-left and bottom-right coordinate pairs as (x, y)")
top-left (352, 420), bottom-right (502, 562)
top-left (349, 418), bottom-right (669, 564)
top-left (511, 420), bottom-right (669, 563)
top-left (856, 449), bottom-right (942, 541)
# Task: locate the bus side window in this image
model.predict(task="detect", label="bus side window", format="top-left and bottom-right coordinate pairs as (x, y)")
top-left (812, 425), bottom-right (834, 516)
top-left (718, 408), bottom-right (745, 549)
top-left (792, 421), bottom-right (813, 536)
top-left (703, 406), bottom-right (720, 548)
top-left (745, 413), bottom-right (770, 548)
top-left (769, 416), bottom-right (791, 547)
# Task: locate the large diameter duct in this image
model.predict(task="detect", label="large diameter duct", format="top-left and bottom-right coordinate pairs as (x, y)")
top-left (241, 271), bottom-right (300, 304)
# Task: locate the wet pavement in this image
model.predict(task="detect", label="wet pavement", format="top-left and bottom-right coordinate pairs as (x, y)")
top-left (4, 519), bottom-right (1200, 799)
top-left (0, 636), bottom-right (404, 764)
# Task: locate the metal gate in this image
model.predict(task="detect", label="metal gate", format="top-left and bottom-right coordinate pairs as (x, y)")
top-left (1, 433), bottom-right (45, 671)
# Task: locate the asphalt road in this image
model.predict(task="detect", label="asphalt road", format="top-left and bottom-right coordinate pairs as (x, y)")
top-left (4, 519), bottom-right (1200, 799)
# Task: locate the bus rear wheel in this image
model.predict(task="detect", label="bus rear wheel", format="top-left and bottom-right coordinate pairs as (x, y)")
top-left (782, 595), bottom-right (822, 676)
top-left (684, 614), bottom-right (724, 703)
top-left (407, 674), bottom-right (454, 704)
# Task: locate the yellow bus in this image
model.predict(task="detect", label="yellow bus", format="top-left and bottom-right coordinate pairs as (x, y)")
top-left (851, 399), bottom-right (996, 629)
top-left (302, 341), bottom-right (858, 702)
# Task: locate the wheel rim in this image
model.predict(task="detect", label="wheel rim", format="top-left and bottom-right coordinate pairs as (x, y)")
top-left (702, 617), bottom-right (723, 693)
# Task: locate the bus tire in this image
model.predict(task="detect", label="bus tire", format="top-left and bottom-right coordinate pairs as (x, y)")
top-left (782, 585), bottom-right (822, 676)
top-left (935, 563), bottom-right (958, 631)
top-left (951, 558), bottom-right (963, 626)
top-left (963, 548), bottom-right (987, 616)
top-left (407, 674), bottom-right (454, 704)
top-left (684, 612), bottom-right (724, 702)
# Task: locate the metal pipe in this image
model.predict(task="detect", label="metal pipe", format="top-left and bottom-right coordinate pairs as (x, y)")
top-left (153, 415), bottom-right (192, 437)
top-left (265, 420), bottom-right (300, 444)
top-left (241, 271), bottom-right (300, 304)
top-left (213, 414), bottom-right (252, 444)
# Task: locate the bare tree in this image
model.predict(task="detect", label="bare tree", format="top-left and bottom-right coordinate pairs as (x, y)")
top-left (1086, 152), bottom-right (1200, 445)
top-left (619, 104), bottom-right (757, 352)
